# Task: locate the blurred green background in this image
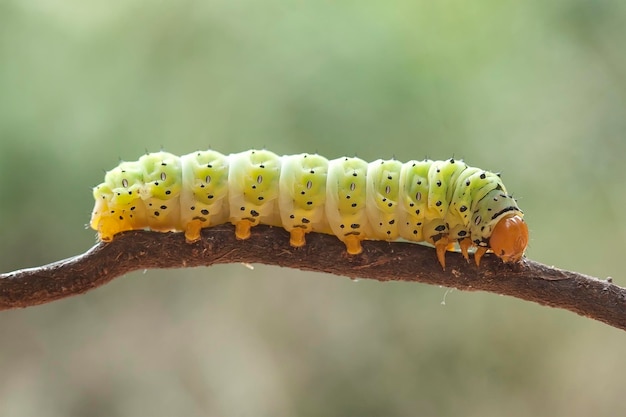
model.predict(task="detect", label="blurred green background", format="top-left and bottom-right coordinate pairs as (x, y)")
top-left (1, 0), bottom-right (626, 415)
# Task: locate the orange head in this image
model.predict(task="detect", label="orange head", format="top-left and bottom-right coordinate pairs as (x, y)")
top-left (489, 214), bottom-right (528, 263)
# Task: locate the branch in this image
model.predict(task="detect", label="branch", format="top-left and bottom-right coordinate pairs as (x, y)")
top-left (1, 225), bottom-right (624, 330)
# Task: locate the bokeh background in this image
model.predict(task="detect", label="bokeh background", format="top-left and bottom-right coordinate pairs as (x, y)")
top-left (1, 0), bottom-right (626, 415)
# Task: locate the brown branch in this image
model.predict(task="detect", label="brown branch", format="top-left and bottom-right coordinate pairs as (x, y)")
top-left (1, 225), bottom-right (624, 330)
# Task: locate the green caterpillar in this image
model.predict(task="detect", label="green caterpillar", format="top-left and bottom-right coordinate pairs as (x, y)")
top-left (90, 149), bottom-right (528, 268)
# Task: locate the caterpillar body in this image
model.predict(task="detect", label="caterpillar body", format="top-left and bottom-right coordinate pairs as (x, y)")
top-left (90, 149), bottom-right (528, 268)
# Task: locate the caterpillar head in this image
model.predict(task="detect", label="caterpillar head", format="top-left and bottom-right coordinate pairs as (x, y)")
top-left (489, 214), bottom-right (528, 263)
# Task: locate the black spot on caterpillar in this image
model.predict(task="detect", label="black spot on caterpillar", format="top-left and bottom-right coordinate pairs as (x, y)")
top-left (91, 150), bottom-right (528, 268)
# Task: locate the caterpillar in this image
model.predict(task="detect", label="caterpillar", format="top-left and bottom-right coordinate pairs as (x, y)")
top-left (90, 149), bottom-right (528, 268)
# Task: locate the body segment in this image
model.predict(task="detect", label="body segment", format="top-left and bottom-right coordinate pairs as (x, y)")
top-left (325, 157), bottom-right (371, 255)
top-left (278, 153), bottom-right (330, 247)
top-left (179, 150), bottom-right (230, 242)
top-left (366, 159), bottom-right (403, 241)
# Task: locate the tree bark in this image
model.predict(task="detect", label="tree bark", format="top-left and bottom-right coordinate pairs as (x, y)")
top-left (1, 225), bottom-right (624, 330)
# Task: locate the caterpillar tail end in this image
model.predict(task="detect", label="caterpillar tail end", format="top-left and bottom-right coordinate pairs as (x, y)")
top-left (344, 235), bottom-right (363, 255)
top-left (289, 228), bottom-right (307, 248)
top-left (235, 220), bottom-right (253, 240)
top-left (184, 219), bottom-right (204, 243)
top-left (96, 218), bottom-right (130, 243)
top-left (98, 231), bottom-right (114, 242)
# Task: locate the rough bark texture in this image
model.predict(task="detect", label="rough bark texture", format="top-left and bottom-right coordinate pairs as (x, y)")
top-left (1, 225), bottom-right (624, 330)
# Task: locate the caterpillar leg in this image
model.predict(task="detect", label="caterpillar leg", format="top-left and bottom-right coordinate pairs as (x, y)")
top-left (235, 219), bottom-right (253, 240)
top-left (184, 219), bottom-right (204, 243)
top-left (474, 247), bottom-right (488, 266)
top-left (343, 235), bottom-right (363, 255)
top-left (435, 237), bottom-right (451, 270)
top-left (289, 228), bottom-right (307, 248)
top-left (459, 238), bottom-right (473, 261)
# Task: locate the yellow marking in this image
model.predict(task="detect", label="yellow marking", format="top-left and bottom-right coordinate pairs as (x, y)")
top-left (474, 247), bottom-right (488, 266)
top-left (344, 235), bottom-right (363, 255)
top-left (289, 228), bottom-right (306, 248)
top-left (235, 219), bottom-right (253, 240)
top-left (459, 238), bottom-right (473, 261)
top-left (184, 219), bottom-right (204, 243)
